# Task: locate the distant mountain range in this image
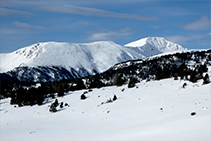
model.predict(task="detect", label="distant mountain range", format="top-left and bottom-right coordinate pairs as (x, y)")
top-left (0, 37), bottom-right (186, 82)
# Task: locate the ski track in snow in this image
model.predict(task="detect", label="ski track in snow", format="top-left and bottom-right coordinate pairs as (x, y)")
top-left (1, 78), bottom-right (211, 141)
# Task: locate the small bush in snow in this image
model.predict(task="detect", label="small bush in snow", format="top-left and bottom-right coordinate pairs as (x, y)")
top-left (113, 95), bottom-right (117, 101)
top-left (121, 88), bottom-right (125, 92)
top-left (49, 99), bottom-right (59, 113)
top-left (83, 91), bottom-right (88, 94)
top-left (203, 74), bottom-right (210, 84)
top-left (81, 94), bottom-right (87, 100)
top-left (182, 83), bottom-right (187, 88)
top-left (49, 104), bottom-right (57, 113)
top-left (106, 98), bottom-right (113, 103)
top-left (65, 103), bottom-right (69, 107)
top-left (174, 76), bottom-right (178, 80)
top-left (128, 77), bottom-right (139, 88)
top-left (190, 112), bottom-right (196, 116)
top-left (60, 102), bottom-right (63, 108)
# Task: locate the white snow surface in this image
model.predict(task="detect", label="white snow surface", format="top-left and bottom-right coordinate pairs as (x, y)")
top-left (124, 37), bottom-right (186, 57)
top-left (1, 78), bottom-right (211, 141)
top-left (0, 41), bottom-right (144, 73)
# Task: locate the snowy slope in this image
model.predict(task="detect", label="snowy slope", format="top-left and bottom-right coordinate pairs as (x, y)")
top-left (0, 37), bottom-right (185, 74)
top-left (1, 78), bottom-right (211, 141)
top-left (0, 41), bottom-right (145, 81)
top-left (124, 37), bottom-right (186, 57)
top-left (0, 41), bottom-right (144, 73)
top-left (0, 37), bottom-right (187, 82)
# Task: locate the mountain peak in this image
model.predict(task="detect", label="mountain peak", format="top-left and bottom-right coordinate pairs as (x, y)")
top-left (125, 37), bottom-right (176, 47)
top-left (124, 37), bottom-right (186, 57)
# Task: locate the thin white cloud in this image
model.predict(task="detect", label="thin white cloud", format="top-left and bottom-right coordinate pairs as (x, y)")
top-left (40, 5), bottom-right (161, 21)
top-left (149, 25), bottom-right (160, 29)
top-left (153, 7), bottom-right (195, 17)
top-left (202, 40), bottom-right (211, 45)
top-left (1, 0), bottom-right (157, 6)
top-left (73, 21), bottom-right (89, 25)
top-left (12, 21), bottom-right (45, 29)
top-left (165, 35), bottom-right (206, 45)
top-left (182, 15), bottom-right (211, 31)
top-left (86, 27), bottom-right (134, 41)
top-left (0, 8), bottom-right (36, 16)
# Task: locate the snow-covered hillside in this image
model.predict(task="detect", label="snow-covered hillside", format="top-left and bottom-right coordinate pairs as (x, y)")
top-left (1, 78), bottom-right (211, 141)
top-left (0, 41), bottom-right (145, 81)
top-left (124, 37), bottom-right (186, 57)
top-left (0, 41), bottom-right (144, 73)
top-left (0, 37), bottom-right (187, 82)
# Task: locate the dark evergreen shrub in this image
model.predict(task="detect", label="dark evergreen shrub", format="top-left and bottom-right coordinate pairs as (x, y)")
top-left (106, 98), bottom-right (113, 103)
top-left (174, 76), bottom-right (178, 80)
top-left (198, 64), bottom-right (208, 73)
top-left (203, 74), bottom-right (210, 84)
top-left (190, 112), bottom-right (196, 116)
top-left (54, 99), bottom-right (59, 107)
top-left (128, 77), bottom-right (139, 88)
top-left (49, 99), bottom-right (59, 113)
top-left (182, 83), bottom-right (187, 88)
top-left (89, 79), bottom-right (102, 89)
top-left (155, 67), bottom-right (171, 80)
top-left (49, 104), bottom-right (57, 113)
top-left (83, 91), bottom-right (88, 94)
top-left (113, 95), bottom-right (117, 101)
top-left (58, 86), bottom-right (64, 97)
top-left (81, 94), bottom-right (87, 100)
top-left (60, 102), bottom-right (63, 108)
top-left (115, 74), bottom-right (125, 86)
top-left (189, 70), bottom-right (197, 83)
top-left (71, 79), bottom-right (86, 91)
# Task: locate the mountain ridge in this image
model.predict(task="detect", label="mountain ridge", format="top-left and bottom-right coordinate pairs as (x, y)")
top-left (0, 41), bottom-right (144, 73)
top-left (0, 37), bottom-right (187, 82)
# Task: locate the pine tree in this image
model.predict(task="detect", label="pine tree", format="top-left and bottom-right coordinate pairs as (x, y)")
top-left (49, 99), bottom-right (59, 113)
top-left (58, 86), bottom-right (64, 97)
top-left (49, 103), bottom-right (57, 113)
top-left (54, 99), bottom-right (59, 107)
top-left (128, 77), bottom-right (138, 88)
top-left (203, 74), bottom-right (210, 84)
top-left (60, 102), bottom-right (63, 108)
top-left (189, 70), bottom-right (197, 83)
top-left (113, 95), bottom-right (117, 101)
top-left (81, 94), bottom-right (87, 100)
top-left (73, 79), bottom-right (86, 90)
top-left (115, 74), bottom-right (125, 86)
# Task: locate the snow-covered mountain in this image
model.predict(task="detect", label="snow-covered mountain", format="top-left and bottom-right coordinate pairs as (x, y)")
top-left (1, 46), bottom-right (210, 141)
top-left (124, 37), bottom-right (186, 57)
top-left (0, 41), bottom-right (145, 81)
top-left (0, 41), bottom-right (143, 73)
top-left (0, 37), bottom-right (186, 82)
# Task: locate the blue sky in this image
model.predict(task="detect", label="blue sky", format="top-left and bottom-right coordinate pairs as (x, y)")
top-left (0, 0), bottom-right (210, 53)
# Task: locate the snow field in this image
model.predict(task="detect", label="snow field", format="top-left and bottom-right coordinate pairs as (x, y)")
top-left (1, 78), bottom-right (211, 141)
